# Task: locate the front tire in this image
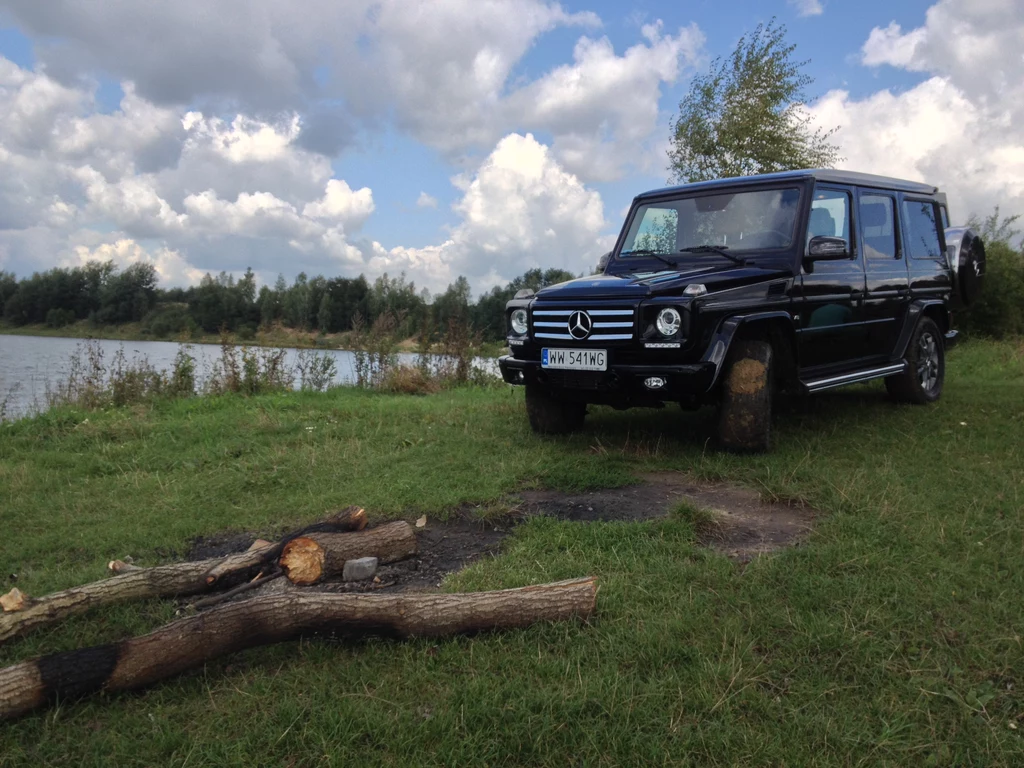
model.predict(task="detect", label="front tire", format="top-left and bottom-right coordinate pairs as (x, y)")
top-left (717, 340), bottom-right (774, 453)
top-left (885, 317), bottom-right (945, 404)
top-left (525, 385), bottom-right (586, 435)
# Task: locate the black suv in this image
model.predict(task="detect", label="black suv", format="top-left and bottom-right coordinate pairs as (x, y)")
top-left (498, 169), bottom-right (986, 451)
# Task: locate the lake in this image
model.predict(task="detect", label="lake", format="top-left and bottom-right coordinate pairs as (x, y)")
top-left (0, 334), bottom-right (488, 420)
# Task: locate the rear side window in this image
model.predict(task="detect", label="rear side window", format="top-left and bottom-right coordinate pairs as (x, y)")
top-left (860, 194), bottom-right (897, 259)
top-left (902, 200), bottom-right (942, 259)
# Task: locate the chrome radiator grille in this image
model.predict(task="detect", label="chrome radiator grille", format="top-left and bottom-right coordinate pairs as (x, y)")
top-left (531, 307), bottom-right (635, 342)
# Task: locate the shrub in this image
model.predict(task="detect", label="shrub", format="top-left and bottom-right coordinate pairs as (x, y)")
top-left (350, 310), bottom-right (403, 388)
top-left (206, 335), bottom-right (293, 395)
top-left (108, 347), bottom-right (165, 406)
top-left (45, 340), bottom-right (177, 410)
top-left (0, 382), bottom-right (20, 423)
top-left (295, 349), bottom-right (338, 392)
top-left (45, 308), bottom-right (76, 328)
top-left (169, 345), bottom-right (197, 397)
top-left (142, 305), bottom-right (192, 338)
top-left (959, 241), bottom-right (1024, 339)
top-left (380, 365), bottom-right (440, 395)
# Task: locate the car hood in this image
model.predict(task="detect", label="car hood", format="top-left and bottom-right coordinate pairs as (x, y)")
top-left (533, 261), bottom-right (792, 301)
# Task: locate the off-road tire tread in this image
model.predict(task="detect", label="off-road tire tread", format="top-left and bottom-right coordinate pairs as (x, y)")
top-left (717, 340), bottom-right (774, 453)
top-left (525, 385), bottom-right (586, 435)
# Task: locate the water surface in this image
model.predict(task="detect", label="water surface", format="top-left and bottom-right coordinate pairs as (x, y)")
top-left (0, 334), bottom-right (391, 419)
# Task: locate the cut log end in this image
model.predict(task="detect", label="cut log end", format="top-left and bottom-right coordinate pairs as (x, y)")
top-left (279, 522), bottom-right (417, 585)
top-left (280, 538), bottom-right (326, 585)
top-left (0, 588), bottom-right (29, 613)
top-left (107, 560), bottom-right (142, 575)
top-left (335, 507), bottom-right (368, 531)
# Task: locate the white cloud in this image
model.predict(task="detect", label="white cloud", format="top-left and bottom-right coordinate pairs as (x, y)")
top-left (813, 0), bottom-right (1024, 225)
top-left (416, 192), bottom-right (438, 209)
top-left (0, 1), bottom-right (700, 183)
top-left (788, 0), bottom-right (824, 17)
top-left (0, 51), bottom-right (614, 295)
top-left (507, 21), bottom-right (704, 180)
top-left (370, 133), bottom-right (610, 291)
top-left (302, 180), bottom-right (375, 227)
top-left (64, 239), bottom-right (203, 287)
top-left (860, 0), bottom-right (1024, 106)
top-left (861, 22), bottom-right (928, 69)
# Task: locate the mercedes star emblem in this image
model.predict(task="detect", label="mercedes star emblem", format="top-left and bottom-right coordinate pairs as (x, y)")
top-left (567, 310), bottom-right (593, 340)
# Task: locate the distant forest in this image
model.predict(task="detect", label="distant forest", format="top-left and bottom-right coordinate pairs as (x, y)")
top-left (0, 262), bottom-right (580, 342)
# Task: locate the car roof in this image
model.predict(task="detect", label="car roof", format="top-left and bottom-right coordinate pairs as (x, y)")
top-left (636, 169), bottom-right (940, 199)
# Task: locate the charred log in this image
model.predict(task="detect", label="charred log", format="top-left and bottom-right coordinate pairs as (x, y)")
top-left (0, 577), bottom-right (598, 720)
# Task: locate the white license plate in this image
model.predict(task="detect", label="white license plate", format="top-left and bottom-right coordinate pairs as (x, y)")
top-left (542, 348), bottom-right (607, 371)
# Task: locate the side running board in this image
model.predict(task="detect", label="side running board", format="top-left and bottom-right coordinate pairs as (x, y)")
top-left (801, 363), bottom-right (906, 393)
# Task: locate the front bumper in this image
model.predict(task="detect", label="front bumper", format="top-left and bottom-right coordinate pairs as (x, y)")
top-left (498, 355), bottom-right (716, 399)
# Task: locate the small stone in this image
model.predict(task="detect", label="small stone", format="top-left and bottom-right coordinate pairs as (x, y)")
top-left (342, 557), bottom-right (379, 582)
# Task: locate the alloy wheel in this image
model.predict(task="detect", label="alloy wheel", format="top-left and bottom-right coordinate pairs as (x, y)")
top-left (917, 332), bottom-right (939, 393)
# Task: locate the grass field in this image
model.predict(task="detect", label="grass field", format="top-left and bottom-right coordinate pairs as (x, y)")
top-left (1, 338), bottom-right (1023, 766)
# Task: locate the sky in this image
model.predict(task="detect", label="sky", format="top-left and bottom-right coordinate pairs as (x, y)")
top-left (0, 0), bottom-right (1021, 297)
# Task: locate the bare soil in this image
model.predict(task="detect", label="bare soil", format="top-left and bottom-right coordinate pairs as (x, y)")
top-left (185, 472), bottom-right (816, 596)
top-left (518, 472), bottom-right (816, 562)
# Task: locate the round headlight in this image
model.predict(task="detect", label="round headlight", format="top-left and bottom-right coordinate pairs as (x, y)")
top-left (656, 307), bottom-right (682, 337)
top-left (510, 308), bottom-right (528, 335)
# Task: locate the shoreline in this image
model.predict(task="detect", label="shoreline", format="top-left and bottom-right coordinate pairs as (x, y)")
top-left (0, 321), bottom-right (356, 350)
top-left (0, 322), bottom-right (508, 356)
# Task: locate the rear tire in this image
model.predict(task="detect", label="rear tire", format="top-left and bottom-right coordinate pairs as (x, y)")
top-left (885, 317), bottom-right (944, 404)
top-left (525, 385), bottom-right (586, 435)
top-left (717, 340), bottom-right (774, 453)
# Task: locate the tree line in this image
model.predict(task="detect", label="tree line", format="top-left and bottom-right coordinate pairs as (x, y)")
top-left (0, 262), bottom-right (579, 342)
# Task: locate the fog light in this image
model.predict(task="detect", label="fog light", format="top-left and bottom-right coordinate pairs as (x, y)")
top-left (644, 376), bottom-right (666, 390)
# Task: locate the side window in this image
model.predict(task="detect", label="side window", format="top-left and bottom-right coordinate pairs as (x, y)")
top-left (902, 200), bottom-right (942, 259)
top-left (808, 188), bottom-right (851, 252)
top-left (860, 194), bottom-right (897, 259)
top-left (939, 205), bottom-right (949, 229)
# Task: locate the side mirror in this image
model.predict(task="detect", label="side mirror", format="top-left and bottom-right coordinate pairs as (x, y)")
top-left (595, 251), bottom-right (611, 274)
top-left (806, 236), bottom-right (850, 260)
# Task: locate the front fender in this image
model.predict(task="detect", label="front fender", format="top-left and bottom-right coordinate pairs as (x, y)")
top-left (702, 311), bottom-right (795, 388)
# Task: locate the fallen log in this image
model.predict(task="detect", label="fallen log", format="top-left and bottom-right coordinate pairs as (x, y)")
top-left (0, 506), bottom-right (369, 646)
top-left (0, 577), bottom-right (597, 720)
top-left (204, 506), bottom-right (367, 586)
top-left (279, 521), bottom-right (417, 585)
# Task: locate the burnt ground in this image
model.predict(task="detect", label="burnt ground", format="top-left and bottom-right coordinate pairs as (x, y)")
top-left (185, 473), bottom-right (816, 596)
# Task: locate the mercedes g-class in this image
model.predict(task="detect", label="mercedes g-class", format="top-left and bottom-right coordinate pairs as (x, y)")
top-left (498, 169), bottom-right (986, 451)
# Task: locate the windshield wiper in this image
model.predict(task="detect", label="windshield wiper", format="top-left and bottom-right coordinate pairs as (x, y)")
top-left (618, 249), bottom-right (677, 268)
top-left (679, 245), bottom-right (747, 266)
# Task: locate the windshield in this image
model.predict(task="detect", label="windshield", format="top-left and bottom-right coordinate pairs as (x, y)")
top-left (619, 187), bottom-right (802, 258)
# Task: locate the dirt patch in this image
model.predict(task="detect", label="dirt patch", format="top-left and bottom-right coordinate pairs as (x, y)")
top-left (518, 472), bottom-right (815, 562)
top-left (185, 516), bottom-right (512, 595)
top-left (184, 473), bottom-right (816, 596)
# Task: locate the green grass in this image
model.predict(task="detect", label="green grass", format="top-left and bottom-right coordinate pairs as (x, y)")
top-left (1, 338), bottom-right (1023, 766)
